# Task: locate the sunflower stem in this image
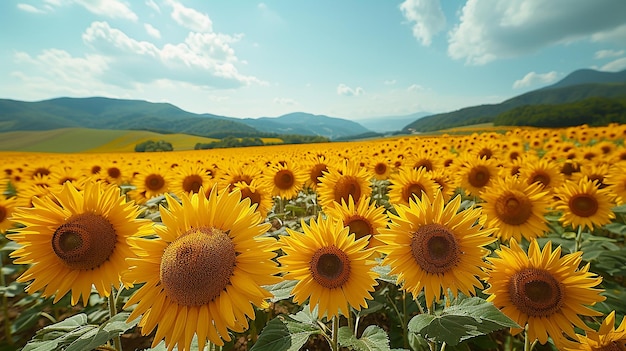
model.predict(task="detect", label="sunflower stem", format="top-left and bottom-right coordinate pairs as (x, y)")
top-left (575, 225), bottom-right (583, 252)
top-left (108, 288), bottom-right (123, 351)
top-left (402, 290), bottom-right (409, 349)
top-left (0, 251), bottom-right (13, 345)
top-left (523, 325), bottom-right (535, 351)
top-left (331, 315), bottom-right (339, 351)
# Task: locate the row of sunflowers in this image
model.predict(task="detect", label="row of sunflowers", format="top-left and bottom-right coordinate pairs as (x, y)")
top-left (1, 123), bottom-right (626, 351)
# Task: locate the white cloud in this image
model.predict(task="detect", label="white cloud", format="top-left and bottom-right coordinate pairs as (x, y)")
top-left (166, 0), bottom-right (213, 33)
top-left (407, 84), bottom-right (423, 92)
top-left (601, 57), bottom-right (626, 72)
top-left (384, 79), bottom-right (397, 85)
top-left (17, 3), bottom-right (45, 13)
top-left (73, 0), bottom-right (138, 21)
top-left (144, 23), bottom-right (161, 39)
top-left (337, 84), bottom-right (365, 96)
top-left (399, 0), bottom-right (446, 46)
top-left (512, 71), bottom-right (559, 89)
top-left (273, 97), bottom-right (298, 105)
top-left (145, 0), bottom-right (160, 13)
top-left (591, 24), bottom-right (626, 44)
top-left (81, 21), bottom-right (263, 88)
top-left (448, 0), bottom-right (626, 65)
top-left (595, 49), bottom-right (625, 59)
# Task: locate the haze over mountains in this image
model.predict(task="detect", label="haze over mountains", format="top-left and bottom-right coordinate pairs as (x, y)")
top-left (0, 68), bottom-right (625, 141)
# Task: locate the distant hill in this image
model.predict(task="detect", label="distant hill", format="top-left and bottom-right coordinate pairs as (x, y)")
top-left (0, 97), bottom-right (371, 140)
top-left (239, 112), bottom-right (371, 139)
top-left (403, 69), bottom-right (626, 132)
top-left (358, 112), bottom-right (431, 132)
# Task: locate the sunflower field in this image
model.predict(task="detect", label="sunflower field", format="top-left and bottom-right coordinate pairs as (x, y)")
top-left (1, 123), bottom-right (626, 351)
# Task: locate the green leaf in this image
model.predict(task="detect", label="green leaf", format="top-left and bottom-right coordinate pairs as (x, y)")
top-left (407, 297), bottom-right (519, 346)
top-left (65, 312), bottom-right (139, 351)
top-left (611, 204), bottom-right (626, 214)
top-left (338, 325), bottom-right (391, 351)
top-left (250, 315), bottom-right (322, 351)
top-left (263, 279), bottom-right (297, 302)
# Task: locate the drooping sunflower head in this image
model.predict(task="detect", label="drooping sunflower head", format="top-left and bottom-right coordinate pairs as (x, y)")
top-left (480, 176), bottom-right (551, 242)
top-left (378, 190), bottom-right (496, 305)
top-left (279, 214), bottom-right (379, 319)
top-left (7, 181), bottom-right (152, 306)
top-left (124, 186), bottom-right (280, 350)
top-left (317, 160), bottom-right (373, 211)
top-left (325, 195), bottom-right (389, 249)
top-left (554, 177), bottom-right (616, 231)
top-left (563, 310), bottom-right (626, 351)
top-left (484, 239), bottom-right (605, 346)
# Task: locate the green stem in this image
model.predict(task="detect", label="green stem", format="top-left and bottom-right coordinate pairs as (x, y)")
top-left (0, 251), bottom-right (13, 345)
top-left (331, 315), bottom-right (339, 351)
top-left (575, 225), bottom-right (583, 252)
top-left (523, 325), bottom-right (535, 351)
top-left (402, 290), bottom-right (409, 349)
top-left (108, 289), bottom-right (122, 351)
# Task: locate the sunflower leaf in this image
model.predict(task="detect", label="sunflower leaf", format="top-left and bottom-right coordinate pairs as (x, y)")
top-left (407, 297), bottom-right (519, 346)
top-left (338, 325), bottom-right (391, 351)
top-left (263, 279), bottom-right (297, 302)
top-left (250, 314), bottom-right (321, 351)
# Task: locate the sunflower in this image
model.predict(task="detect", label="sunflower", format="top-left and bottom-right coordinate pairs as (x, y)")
top-left (554, 177), bottom-right (615, 231)
top-left (0, 195), bottom-right (17, 233)
top-left (480, 176), bottom-right (551, 242)
top-left (264, 162), bottom-right (307, 200)
top-left (232, 179), bottom-right (273, 218)
top-left (7, 181), bottom-right (151, 305)
top-left (124, 187), bottom-right (280, 350)
top-left (429, 168), bottom-right (457, 202)
top-left (304, 154), bottom-right (331, 190)
top-left (325, 196), bottom-right (389, 249)
top-left (484, 239), bottom-right (605, 346)
top-left (219, 164), bottom-right (260, 190)
top-left (129, 164), bottom-right (172, 204)
top-left (408, 149), bottom-right (441, 172)
top-left (457, 155), bottom-right (499, 197)
top-left (519, 158), bottom-right (564, 191)
top-left (564, 310), bottom-right (626, 351)
top-left (317, 160), bottom-right (373, 211)
top-left (388, 166), bottom-right (439, 206)
top-left (605, 163), bottom-right (626, 205)
top-left (279, 214), bottom-right (379, 318)
top-left (369, 155), bottom-right (392, 181)
top-left (170, 162), bottom-right (214, 198)
top-left (378, 191), bottom-right (496, 305)
top-left (100, 162), bottom-right (128, 186)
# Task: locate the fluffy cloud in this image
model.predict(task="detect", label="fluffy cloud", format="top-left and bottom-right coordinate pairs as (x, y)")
top-left (512, 71), bottom-right (559, 89)
top-left (448, 0), bottom-right (626, 65)
top-left (166, 0), bottom-right (213, 33)
top-left (399, 0), bottom-right (446, 46)
top-left (337, 84), bottom-right (365, 96)
top-left (595, 49), bottom-right (625, 59)
top-left (600, 57), bottom-right (626, 72)
top-left (145, 0), bottom-right (160, 13)
top-left (17, 3), bottom-right (45, 13)
top-left (73, 0), bottom-right (138, 21)
top-left (273, 97), bottom-right (298, 105)
top-left (144, 23), bottom-right (161, 39)
top-left (81, 21), bottom-right (263, 88)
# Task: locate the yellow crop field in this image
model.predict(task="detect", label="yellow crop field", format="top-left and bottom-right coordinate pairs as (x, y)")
top-left (1, 124), bottom-right (626, 351)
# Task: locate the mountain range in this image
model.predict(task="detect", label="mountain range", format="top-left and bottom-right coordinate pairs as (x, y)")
top-left (0, 68), bottom-right (625, 141)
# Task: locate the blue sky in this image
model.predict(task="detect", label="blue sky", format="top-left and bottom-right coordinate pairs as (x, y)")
top-left (1, 0), bottom-right (626, 121)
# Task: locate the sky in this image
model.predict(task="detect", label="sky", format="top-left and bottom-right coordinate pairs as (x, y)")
top-left (1, 0), bottom-right (626, 121)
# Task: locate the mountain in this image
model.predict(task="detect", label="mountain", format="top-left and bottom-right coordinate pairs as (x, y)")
top-left (238, 112), bottom-right (370, 139)
top-left (0, 97), bottom-right (371, 140)
top-left (358, 112), bottom-right (432, 132)
top-left (402, 69), bottom-right (626, 133)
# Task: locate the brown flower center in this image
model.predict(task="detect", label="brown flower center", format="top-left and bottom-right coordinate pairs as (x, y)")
top-left (530, 172), bottom-right (550, 188)
top-left (239, 187), bottom-right (261, 207)
top-left (0, 206), bottom-right (7, 223)
top-left (182, 174), bottom-right (203, 193)
top-left (346, 217), bottom-right (373, 240)
top-left (310, 164), bottom-right (328, 186)
top-left (145, 174), bottom-right (165, 191)
top-left (374, 163), bottom-right (387, 175)
top-left (414, 160), bottom-right (433, 171)
top-left (91, 165), bottom-right (101, 175)
top-left (468, 166), bottom-right (490, 188)
top-left (334, 176), bottom-right (362, 205)
top-left (107, 167), bottom-right (121, 179)
top-left (598, 341), bottom-right (625, 351)
top-left (160, 227), bottom-right (236, 306)
top-left (51, 213), bottom-right (117, 270)
top-left (403, 183), bottom-right (426, 203)
top-left (410, 223), bottom-right (460, 274)
top-left (508, 268), bottom-right (563, 317)
top-left (310, 246), bottom-right (351, 289)
top-left (274, 170), bottom-right (295, 190)
top-left (495, 191), bottom-right (533, 225)
top-left (569, 194), bottom-right (598, 218)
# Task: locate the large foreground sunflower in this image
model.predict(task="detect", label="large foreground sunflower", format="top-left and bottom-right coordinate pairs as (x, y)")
top-left (484, 239), bottom-right (605, 346)
top-left (279, 214), bottom-right (379, 319)
top-left (124, 187), bottom-right (280, 350)
top-left (7, 181), bottom-right (151, 305)
top-left (378, 191), bottom-right (496, 305)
